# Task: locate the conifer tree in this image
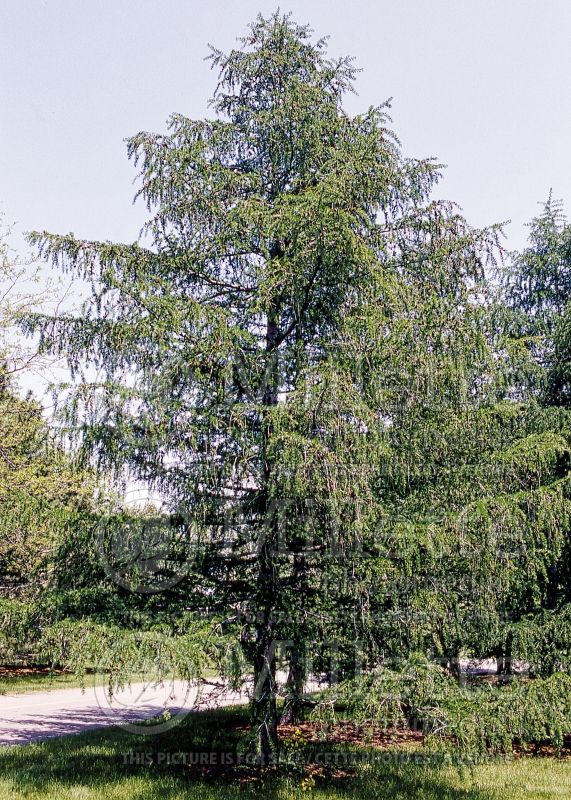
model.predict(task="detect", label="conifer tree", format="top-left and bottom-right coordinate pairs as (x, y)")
top-left (22, 12), bottom-right (514, 756)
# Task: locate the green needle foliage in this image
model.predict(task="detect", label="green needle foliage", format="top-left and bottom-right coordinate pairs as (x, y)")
top-left (18, 12), bottom-right (571, 759)
top-left (504, 193), bottom-right (571, 404)
top-left (313, 653), bottom-right (571, 756)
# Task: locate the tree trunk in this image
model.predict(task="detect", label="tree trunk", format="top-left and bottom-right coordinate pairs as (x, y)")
top-left (281, 552), bottom-right (307, 724)
top-left (251, 294), bottom-right (281, 762)
top-left (251, 585), bottom-right (279, 761)
top-left (281, 641), bottom-right (305, 724)
top-left (497, 631), bottom-right (513, 683)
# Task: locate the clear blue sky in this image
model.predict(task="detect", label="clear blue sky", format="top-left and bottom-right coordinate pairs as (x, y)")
top-left (2, 1), bottom-right (571, 256)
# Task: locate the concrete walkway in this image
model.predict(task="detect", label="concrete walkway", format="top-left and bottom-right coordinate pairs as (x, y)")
top-left (0, 672), bottom-right (323, 747)
top-left (0, 678), bottom-right (250, 746)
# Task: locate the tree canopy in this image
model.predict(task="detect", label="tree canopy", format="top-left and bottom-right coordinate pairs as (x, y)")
top-left (14, 11), bottom-right (571, 761)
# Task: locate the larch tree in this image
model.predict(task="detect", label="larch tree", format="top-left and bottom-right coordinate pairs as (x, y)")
top-left (22, 12), bottom-right (507, 757)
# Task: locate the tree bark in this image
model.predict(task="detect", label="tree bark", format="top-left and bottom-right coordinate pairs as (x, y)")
top-left (251, 293), bottom-right (281, 762)
top-left (281, 552), bottom-right (307, 724)
top-left (251, 554), bottom-right (279, 761)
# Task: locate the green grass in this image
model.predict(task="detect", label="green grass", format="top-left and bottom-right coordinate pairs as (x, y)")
top-left (0, 706), bottom-right (570, 799)
top-left (0, 670), bottom-right (113, 696)
top-left (0, 666), bottom-right (220, 696)
top-left (0, 671), bottom-right (91, 695)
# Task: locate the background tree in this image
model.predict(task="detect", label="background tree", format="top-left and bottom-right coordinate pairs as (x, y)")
top-left (494, 196), bottom-right (571, 672)
top-left (0, 365), bottom-right (94, 598)
top-left (0, 220), bottom-right (94, 602)
top-left (0, 220), bottom-right (101, 666)
top-left (504, 193), bottom-right (571, 404)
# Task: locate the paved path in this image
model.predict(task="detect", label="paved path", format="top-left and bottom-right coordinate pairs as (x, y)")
top-left (0, 679), bottom-right (251, 746)
top-left (0, 673), bottom-right (322, 747)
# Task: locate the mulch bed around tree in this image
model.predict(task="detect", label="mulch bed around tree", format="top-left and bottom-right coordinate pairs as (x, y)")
top-left (178, 719), bottom-right (571, 784)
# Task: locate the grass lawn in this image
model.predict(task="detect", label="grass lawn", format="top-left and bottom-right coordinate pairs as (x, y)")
top-left (0, 706), bottom-right (570, 799)
top-left (0, 669), bottom-right (100, 696)
top-left (0, 667), bottom-right (220, 696)
top-left (0, 668), bottom-right (138, 696)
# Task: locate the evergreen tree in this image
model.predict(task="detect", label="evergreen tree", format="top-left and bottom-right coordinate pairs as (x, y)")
top-left (22, 13), bottom-right (542, 756)
top-left (504, 194), bottom-right (571, 404)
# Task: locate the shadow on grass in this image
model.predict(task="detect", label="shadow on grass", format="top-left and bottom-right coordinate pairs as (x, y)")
top-left (0, 706), bottom-right (504, 799)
